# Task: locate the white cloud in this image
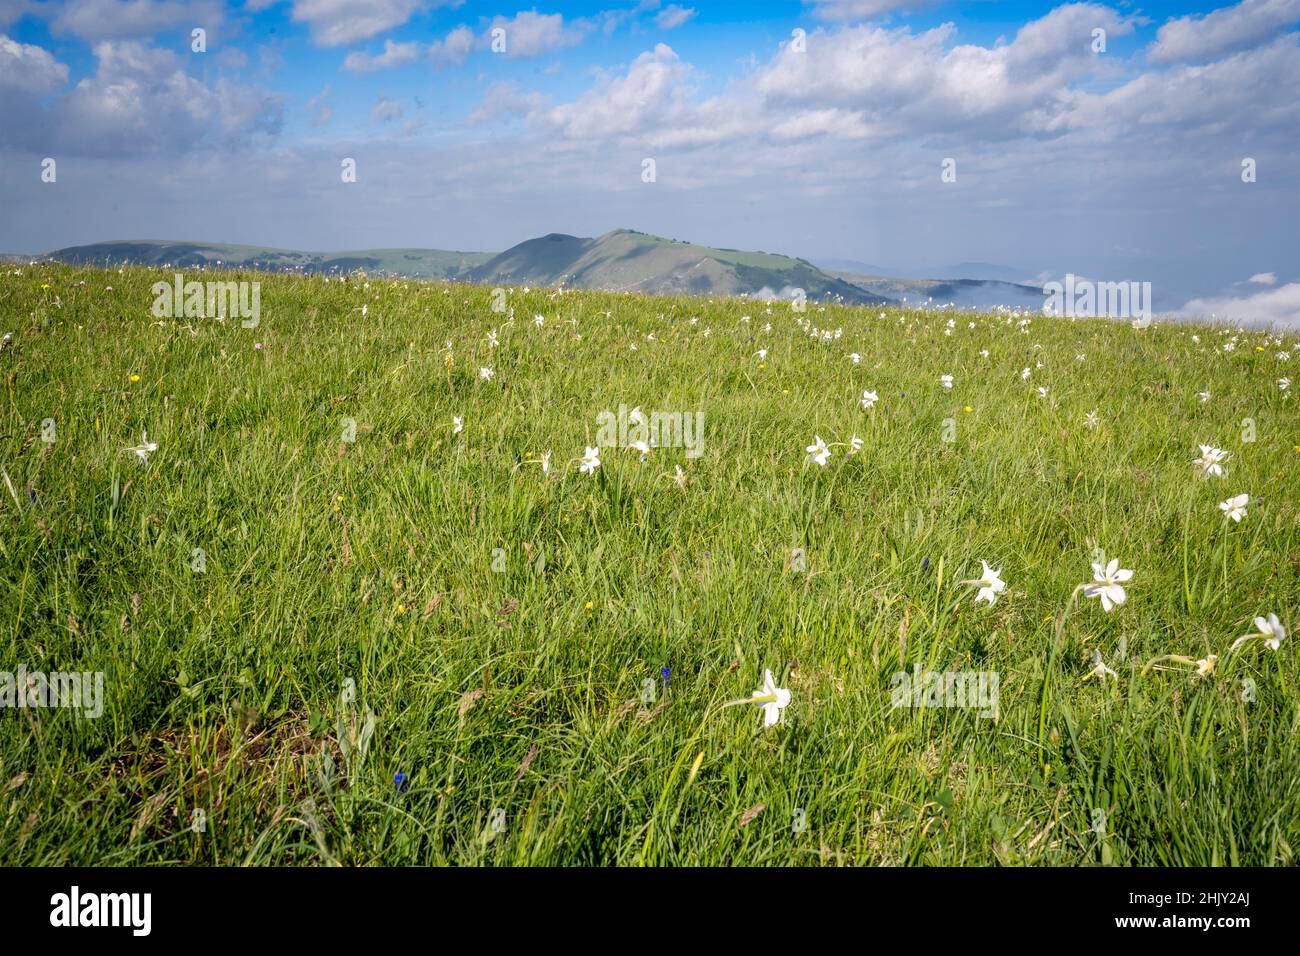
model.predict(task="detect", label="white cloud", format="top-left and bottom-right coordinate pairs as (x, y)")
top-left (52, 0), bottom-right (225, 42)
top-left (1179, 282), bottom-right (1300, 330)
top-left (1249, 272), bottom-right (1277, 284)
top-left (1149, 0), bottom-right (1300, 64)
top-left (372, 94), bottom-right (402, 122)
top-left (0, 33), bottom-right (68, 93)
top-left (291, 0), bottom-right (453, 48)
top-left (489, 11), bottom-right (590, 58)
top-left (429, 25), bottom-right (475, 67)
top-left (805, 0), bottom-right (937, 22)
top-left (537, 43), bottom-right (695, 139)
top-left (343, 38), bottom-right (423, 73)
top-left (655, 5), bottom-right (696, 30)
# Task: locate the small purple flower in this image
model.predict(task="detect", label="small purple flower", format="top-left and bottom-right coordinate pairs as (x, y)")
top-left (393, 772), bottom-right (409, 794)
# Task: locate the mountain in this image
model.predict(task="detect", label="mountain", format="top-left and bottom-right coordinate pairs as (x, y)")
top-left (48, 240), bottom-right (492, 279)
top-left (831, 271), bottom-right (1045, 312)
top-left (818, 258), bottom-right (1037, 285)
top-left (468, 230), bottom-right (889, 304)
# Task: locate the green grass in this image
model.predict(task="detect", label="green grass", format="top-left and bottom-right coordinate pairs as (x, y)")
top-left (1, 263), bottom-right (1297, 866)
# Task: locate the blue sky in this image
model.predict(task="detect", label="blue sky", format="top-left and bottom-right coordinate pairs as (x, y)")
top-left (2, 0), bottom-right (1299, 322)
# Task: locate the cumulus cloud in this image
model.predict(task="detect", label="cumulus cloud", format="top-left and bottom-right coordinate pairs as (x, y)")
top-left (52, 0), bottom-right (225, 42)
top-left (429, 24), bottom-right (475, 67)
top-left (1179, 282), bottom-right (1300, 330)
top-left (488, 10), bottom-right (590, 57)
top-left (1248, 272), bottom-right (1277, 284)
top-left (0, 33), bottom-right (68, 93)
top-left (343, 38), bottom-right (423, 73)
top-left (1149, 0), bottom-right (1300, 64)
top-left (291, 0), bottom-right (453, 47)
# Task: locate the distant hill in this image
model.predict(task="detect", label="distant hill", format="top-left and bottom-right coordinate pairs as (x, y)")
top-left (49, 240), bottom-right (492, 279)
top-left (831, 271), bottom-right (1045, 312)
top-left (468, 230), bottom-right (890, 305)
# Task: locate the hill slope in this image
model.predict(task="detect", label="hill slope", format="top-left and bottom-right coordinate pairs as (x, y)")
top-left (49, 240), bottom-right (493, 280)
top-left (468, 230), bottom-right (890, 305)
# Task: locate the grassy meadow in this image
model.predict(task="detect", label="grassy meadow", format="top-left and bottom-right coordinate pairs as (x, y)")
top-left (1, 262), bottom-right (1297, 865)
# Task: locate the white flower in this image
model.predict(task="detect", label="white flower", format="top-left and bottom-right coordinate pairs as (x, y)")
top-left (628, 406), bottom-right (645, 427)
top-left (578, 446), bottom-right (601, 475)
top-left (1083, 558), bottom-right (1134, 613)
top-left (1195, 654), bottom-right (1219, 678)
top-left (751, 669), bottom-right (792, 728)
top-left (126, 429), bottom-right (157, 464)
top-left (805, 435), bottom-right (831, 467)
top-left (1233, 613), bottom-right (1286, 652)
top-left (1193, 444), bottom-right (1229, 479)
top-left (1085, 649), bottom-right (1118, 680)
top-left (673, 464), bottom-right (687, 490)
top-left (1218, 493), bottom-right (1249, 523)
top-left (755, 348), bottom-right (768, 360)
top-left (452, 415), bottom-right (463, 434)
top-left (627, 439), bottom-right (650, 460)
top-left (1083, 410), bottom-right (1099, 429)
top-left (939, 374), bottom-right (953, 390)
top-left (848, 434), bottom-right (863, 455)
top-left (487, 329), bottom-right (499, 348)
top-left (533, 314), bottom-right (544, 327)
top-left (860, 389), bottom-right (878, 409)
top-left (1197, 390), bottom-right (1211, 403)
top-left (1279, 377), bottom-right (1291, 391)
top-left (540, 450), bottom-right (551, 474)
top-left (478, 366), bottom-right (495, 381)
top-left (1036, 386), bottom-right (1049, 398)
top-left (1020, 367), bottom-right (1032, 381)
top-left (1191, 334), bottom-right (1200, 344)
top-left (979, 349), bottom-right (989, 358)
top-left (961, 560), bottom-right (1007, 606)
top-left (849, 352), bottom-right (861, 364)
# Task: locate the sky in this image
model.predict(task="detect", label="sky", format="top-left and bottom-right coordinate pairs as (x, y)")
top-left (1, 0), bottom-right (1298, 322)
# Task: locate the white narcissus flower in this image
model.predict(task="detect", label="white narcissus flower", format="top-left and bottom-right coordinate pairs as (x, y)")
top-left (1021, 367), bottom-right (1032, 381)
top-left (939, 374), bottom-right (954, 389)
top-left (673, 464), bottom-right (687, 490)
top-left (1083, 411), bottom-right (1099, 429)
top-left (1232, 613), bottom-right (1286, 652)
top-left (1037, 386), bottom-right (1049, 398)
top-left (751, 669), bottom-right (792, 728)
top-left (578, 446), bottom-right (601, 474)
top-left (540, 450), bottom-right (551, 475)
top-left (1195, 654), bottom-right (1219, 678)
top-left (961, 560), bottom-right (1007, 606)
top-left (126, 430), bottom-right (157, 464)
top-left (755, 349), bottom-right (768, 360)
top-left (849, 352), bottom-right (861, 364)
top-left (628, 406), bottom-right (645, 427)
top-left (478, 366), bottom-right (494, 381)
top-left (861, 389), bottom-right (878, 409)
top-left (533, 314), bottom-right (544, 327)
top-left (1218, 493), bottom-right (1249, 522)
top-left (1085, 649), bottom-right (1118, 680)
top-left (848, 434), bottom-right (863, 455)
top-left (627, 440), bottom-right (650, 460)
top-left (805, 435), bottom-right (830, 467)
top-left (1197, 390), bottom-right (1211, 403)
top-left (452, 415), bottom-right (463, 434)
top-left (1279, 377), bottom-right (1291, 391)
top-left (1193, 444), bottom-right (1229, 479)
top-left (487, 329), bottom-right (499, 348)
top-left (1084, 559), bottom-right (1133, 612)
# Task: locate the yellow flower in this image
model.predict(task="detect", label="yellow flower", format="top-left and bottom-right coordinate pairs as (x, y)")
top-left (1255, 346), bottom-right (1265, 352)
top-left (584, 600), bottom-right (594, 611)
top-left (129, 374), bottom-right (140, 383)
top-left (963, 405), bottom-right (973, 413)
top-left (397, 604), bottom-right (407, 614)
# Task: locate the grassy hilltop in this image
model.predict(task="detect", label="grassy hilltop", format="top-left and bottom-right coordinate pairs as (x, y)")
top-left (0, 262), bottom-right (1297, 865)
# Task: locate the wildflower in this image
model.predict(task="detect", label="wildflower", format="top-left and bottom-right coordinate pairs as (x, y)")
top-left (487, 329), bottom-right (499, 348)
top-left (1218, 493), bottom-right (1248, 523)
top-left (1021, 368), bottom-right (1032, 381)
top-left (126, 430), bottom-right (157, 465)
top-left (673, 464), bottom-right (687, 490)
top-left (805, 435), bottom-right (830, 467)
top-left (849, 352), bottom-right (861, 364)
top-left (1197, 391), bottom-right (1211, 403)
top-left (848, 434), bottom-right (863, 456)
top-left (1037, 386), bottom-right (1049, 398)
top-left (1084, 649), bottom-right (1118, 681)
top-left (1083, 559), bottom-right (1133, 613)
top-left (627, 439), bottom-right (650, 461)
top-left (861, 390), bottom-right (878, 409)
top-left (578, 446), bottom-right (601, 475)
top-left (1279, 377), bottom-right (1291, 391)
top-left (478, 366), bottom-right (494, 381)
top-left (960, 560), bottom-right (1007, 606)
top-left (939, 374), bottom-right (954, 390)
top-left (1195, 655), bottom-right (1219, 678)
top-left (1231, 613), bottom-right (1286, 653)
top-left (129, 374), bottom-right (141, 383)
top-left (750, 669), bottom-right (792, 728)
top-left (534, 314), bottom-right (544, 327)
top-left (1084, 410), bottom-right (1099, 429)
top-left (629, 406), bottom-right (645, 427)
top-left (1193, 444), bottom-right (1229, 479)
top-left (452, 415), bottom-right (463, 434)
